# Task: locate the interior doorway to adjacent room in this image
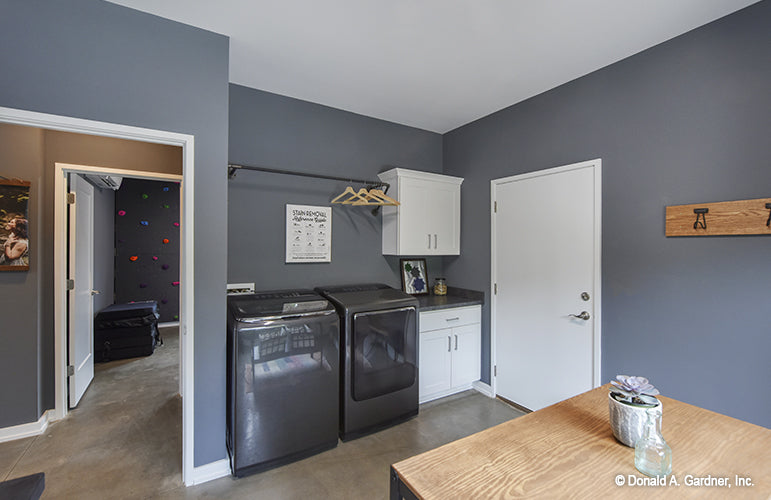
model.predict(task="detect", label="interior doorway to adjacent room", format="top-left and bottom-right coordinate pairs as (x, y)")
top-left (0, 106), bottom-right (197, 485)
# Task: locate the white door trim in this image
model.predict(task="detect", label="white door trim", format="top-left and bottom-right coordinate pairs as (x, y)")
top-left (0, 106), bottom-right (196, 487)
top-left (490, 158), bottom-right (602, 397)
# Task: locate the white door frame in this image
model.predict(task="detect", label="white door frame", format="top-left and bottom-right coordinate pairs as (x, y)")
top-left (0, 106), bottom-right (196, 486)
top-left (490, 159), bottom-right (602, 397)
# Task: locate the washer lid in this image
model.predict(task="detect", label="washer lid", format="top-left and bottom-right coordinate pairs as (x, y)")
top-left (228, 289), bottom-right (333, 319)
top-left (318, 286), bottom-right (417, 310)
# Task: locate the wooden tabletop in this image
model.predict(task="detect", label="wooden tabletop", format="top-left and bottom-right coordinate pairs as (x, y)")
top-left (392, 385), bottom-right (771, 499)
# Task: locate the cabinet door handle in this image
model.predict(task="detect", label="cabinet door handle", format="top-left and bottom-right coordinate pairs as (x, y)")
top-left (434, 234), bottom-right (437, 248)
top-left (454, 334), bottom-right (458, 350)
top-left (446, 317), bottom-right (460, 322)
top-left (447, 336), bottom-right (452, 352)
top-left (428, 234), bottom-right (431, 249)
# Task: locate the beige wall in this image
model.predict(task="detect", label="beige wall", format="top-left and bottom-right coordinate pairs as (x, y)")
top-left (44, 130), bottom-right (181, 175)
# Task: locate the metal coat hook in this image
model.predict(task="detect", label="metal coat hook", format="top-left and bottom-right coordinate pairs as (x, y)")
top-left (693, 208), bottom-right (708, 230)
top-left (766, 203), bottom-right (771, 227)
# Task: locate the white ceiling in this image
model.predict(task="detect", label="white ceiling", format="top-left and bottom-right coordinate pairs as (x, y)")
top-left (108, 0), bottom-right (758, 133)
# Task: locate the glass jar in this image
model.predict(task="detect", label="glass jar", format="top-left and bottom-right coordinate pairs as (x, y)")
top-left (635, 408), bottom-right (672, 477)
top-left (433, 278), bottom-right (447, 296)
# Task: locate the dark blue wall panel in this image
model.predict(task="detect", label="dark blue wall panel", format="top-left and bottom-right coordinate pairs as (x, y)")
top-left (228, 85), bottom-right (444, 292)
top-left (443, 2), bottom-right (770, 427)
top-left (0, 0), bottom-right (229, 465)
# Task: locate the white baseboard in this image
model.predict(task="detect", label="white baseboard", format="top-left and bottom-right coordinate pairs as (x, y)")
top-left (190, 458), bottom-right (230, 486)
top-left (472, 380), bottom-right (494, 398)
top-left (0, 410), bottom-right (52, 444)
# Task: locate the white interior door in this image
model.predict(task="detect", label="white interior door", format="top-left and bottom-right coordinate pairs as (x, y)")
top-left (492, 160), bottom-right (601, 411)
top-left (68, 174), bottom-right (95, 408)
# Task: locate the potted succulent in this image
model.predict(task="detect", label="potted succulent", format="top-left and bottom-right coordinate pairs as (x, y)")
top-left (608, 375), bottom-right (662, 447)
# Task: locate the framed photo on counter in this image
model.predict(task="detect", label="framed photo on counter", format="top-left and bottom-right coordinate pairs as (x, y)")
top-left (400, 258), bottom-right (428, 295)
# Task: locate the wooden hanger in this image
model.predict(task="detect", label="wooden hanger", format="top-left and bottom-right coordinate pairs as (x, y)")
top-left (331, 186), bottom-right (368, 204)
top-left (367, 189), bottom-right (400, 206)
top-left (348, 188), bottom-right (381, 205)
top-left (331, 186), bottom-right (400, 206)
top-left (352, 189), bottom-right (399, 206)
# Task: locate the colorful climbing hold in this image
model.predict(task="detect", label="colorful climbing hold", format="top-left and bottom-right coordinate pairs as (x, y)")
top-left (117, 210), bottom-right (126, 216)
top-left (129, 256), bottom-right (138, 262)
top-left (140, 220), bottom-right (149, 226)
top-left (162, 238), bottom-right (170, 244)
top-left (161, 299), bottom-right (168, 304)
top-left (139, 283), bottom-right (148, 288)
top-left (162, 264), bottom-right (169, 270)
top-left (163, 204), bottom-right (170, 209)
top-left (163, 187), bottom-right (170, 192)
top-left (152, 256), bottom-right (159, 261)
top-left (142, 194), bottom-right (149, 199)
top-left (173, 222), bottom-right (180, 227)
top-left (173, 315), bottom-right (179, 320)
top-left (171, 281), bottom-right (180, 286)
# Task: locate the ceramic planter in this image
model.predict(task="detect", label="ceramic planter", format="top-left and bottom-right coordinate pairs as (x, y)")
top-left (608, 392), bottom-right (662, 447)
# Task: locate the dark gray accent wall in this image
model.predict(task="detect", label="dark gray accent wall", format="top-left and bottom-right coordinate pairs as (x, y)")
top-left (443, 2), bottom-right (770, 427)
top-left (114, 179), bottom-right (180, 322)
top-left (0, 0), bottom-right (229, 465)
top-left (91, 180), bottom-right (115, 315)
top-left (228, 85), bottom-right (444, 291)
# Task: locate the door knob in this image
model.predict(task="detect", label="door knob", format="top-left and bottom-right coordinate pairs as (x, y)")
top-left (569, 311), bottom-right (590, 320)
top-left (91, 290), bottom-right (100, 295)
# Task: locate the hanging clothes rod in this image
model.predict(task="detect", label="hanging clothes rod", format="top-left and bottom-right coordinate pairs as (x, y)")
top-left (227, 163), bottom-right (389, 189)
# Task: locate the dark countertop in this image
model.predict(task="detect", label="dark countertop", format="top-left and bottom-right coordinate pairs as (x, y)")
top-left (414, 287), bottom-right (484, 312)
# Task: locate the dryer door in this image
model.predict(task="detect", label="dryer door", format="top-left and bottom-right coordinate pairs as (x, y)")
top-left (351, 306), bottom-right (416, 401)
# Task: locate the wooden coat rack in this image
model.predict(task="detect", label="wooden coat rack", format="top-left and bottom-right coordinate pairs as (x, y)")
top-left (665, 197), bottom-right (771, 236)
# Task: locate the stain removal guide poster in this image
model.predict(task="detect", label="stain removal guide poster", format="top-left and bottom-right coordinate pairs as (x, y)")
top-left (285, 204), bottom-right (331, 263)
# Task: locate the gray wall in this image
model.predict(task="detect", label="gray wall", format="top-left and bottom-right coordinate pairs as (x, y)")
top-left (0, 124), bottom-right (45, 425)
top-left (92, 180), bottom-right (115, 315)
top-left (443, 1), bottom-right (770, 427)
top-left (228, 85), bottom-right (444, 291)
top-left (0, 0), bottom-right (229, 466)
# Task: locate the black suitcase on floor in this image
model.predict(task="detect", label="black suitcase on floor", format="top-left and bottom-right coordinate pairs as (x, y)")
top-left (94, 302), bottom-right (161, 362)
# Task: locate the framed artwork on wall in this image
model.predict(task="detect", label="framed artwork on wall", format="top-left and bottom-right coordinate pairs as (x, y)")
top-left (400, 258), bottom-right (428, 295)
top-left (0, 179), bottom-right (31, 271)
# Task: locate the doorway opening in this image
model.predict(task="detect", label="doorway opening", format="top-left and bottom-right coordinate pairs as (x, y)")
top-left (0, 106), bottom-right (196, 486)
top-left (67, 170), bottom-right (184, 490)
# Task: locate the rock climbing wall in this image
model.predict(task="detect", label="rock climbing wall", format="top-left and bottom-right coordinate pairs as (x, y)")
top-left (114, 178), bottom-right (180, 322)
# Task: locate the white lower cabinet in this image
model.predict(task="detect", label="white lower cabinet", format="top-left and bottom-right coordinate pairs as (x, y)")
top-left (419, 305), bottom-right (481, 403)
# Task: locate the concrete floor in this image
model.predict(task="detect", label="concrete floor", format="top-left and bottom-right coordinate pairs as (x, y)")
top-left (1, 326), bottom-right (525, 499)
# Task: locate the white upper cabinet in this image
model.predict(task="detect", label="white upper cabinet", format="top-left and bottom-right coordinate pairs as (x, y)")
top-left (378, 168), bottom-right (463, 255)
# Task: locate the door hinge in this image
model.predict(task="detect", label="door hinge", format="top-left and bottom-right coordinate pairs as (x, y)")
top-left (67, 365), bottom-right (75, 377)
top-left (67, 192), bottom-right (75, 204)
top-left (494, 201), bottom-right (497, 213)
top-left (494, 283), bottom-right (497, 295)
top-left (494, 365), bottom-right (497, 377)
top-left (67, 279), bottom-right (75, 290)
